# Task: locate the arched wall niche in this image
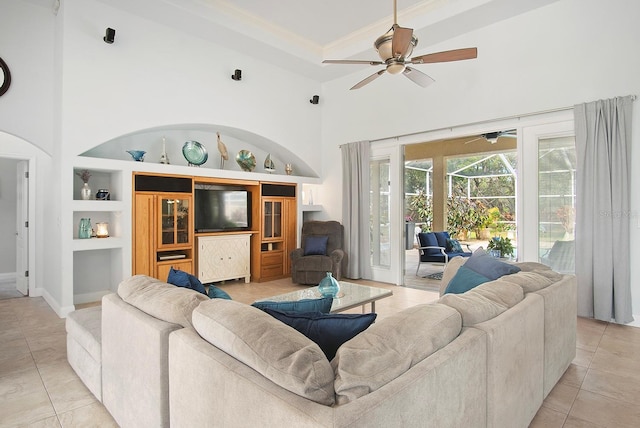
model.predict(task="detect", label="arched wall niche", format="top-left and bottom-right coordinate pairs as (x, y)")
top-left (80, 123), bottom-right (319, 178)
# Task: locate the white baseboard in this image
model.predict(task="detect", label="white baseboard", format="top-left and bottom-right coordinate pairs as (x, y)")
top-left (74, 290), bottom-right (110, 306)
top-left (41, 289), bottom-right (70, 318)
top-left (626, 316), bottom-right (640, 328)
top-left (0, 272), bottom-right (16, 283)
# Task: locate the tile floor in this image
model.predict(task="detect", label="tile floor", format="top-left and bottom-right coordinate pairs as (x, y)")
top-left (1, 278), bottom-right (639, 427)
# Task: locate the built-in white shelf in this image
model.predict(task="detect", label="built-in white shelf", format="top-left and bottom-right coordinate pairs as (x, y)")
top-left (302, 204), bottom-right (322, 212)
top-left (71, 200), bottom-right (124, 212)
top-left (72, 237), bottom-right (124, 251)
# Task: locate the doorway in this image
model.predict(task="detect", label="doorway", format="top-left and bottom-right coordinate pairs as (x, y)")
top-left (0, 157), bottom-right (29, 299)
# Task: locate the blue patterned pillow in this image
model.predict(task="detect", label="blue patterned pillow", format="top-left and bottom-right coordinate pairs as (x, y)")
top-left (446, 238), bottom-right (464, 253)
top-left (252, 297), bottom-right (333, 314)
top-left (264, 309), bottom-right (377, 360)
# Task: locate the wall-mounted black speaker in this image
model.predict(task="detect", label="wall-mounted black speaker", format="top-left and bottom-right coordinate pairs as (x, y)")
top-left (310, 95), bottom-right (319, 104)
top-left (231, 69), bottom-right (242, 81)
top-left (104, 28), bottom-right (115, 44)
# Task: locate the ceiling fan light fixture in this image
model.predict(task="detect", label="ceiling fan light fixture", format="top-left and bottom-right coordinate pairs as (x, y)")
top-left (386, 62), bottom-right (406, 75)
top-left (375, 28), bottom-right (417, 62)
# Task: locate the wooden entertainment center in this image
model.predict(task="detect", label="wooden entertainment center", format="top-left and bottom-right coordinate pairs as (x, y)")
top-left (132, 172), bottom-right (297, 283)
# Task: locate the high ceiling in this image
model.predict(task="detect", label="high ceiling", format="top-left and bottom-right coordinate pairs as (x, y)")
top-left (51, 0), bottom-right (560, 82)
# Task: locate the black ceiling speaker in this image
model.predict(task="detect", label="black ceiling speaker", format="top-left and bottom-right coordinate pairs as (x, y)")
top-left (310, 95), bottom-right (319, 104)
top-left (103, 28), bottom-right (115, 44)
top-left (231, 69), bottom-right (242, 81)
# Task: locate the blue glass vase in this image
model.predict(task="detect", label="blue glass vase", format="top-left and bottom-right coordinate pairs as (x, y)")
top-left (318, 272), bottom-right (340, 298)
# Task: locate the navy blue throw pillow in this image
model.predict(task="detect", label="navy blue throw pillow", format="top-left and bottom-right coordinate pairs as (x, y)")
top-left (208, 285), bottom-right (232, 300)
top-left (167, 268), bottom-right (207, 295)
top-left (167, 267), bottom-right (191, 289)
top-left (303, 235), bottom-right (329, 256)
top-left (444, 265), bottom-right (491, 294)
top-left (252, 297), bottom-right (333, 314)
top-left (264, 309), bottom-right (377, 360)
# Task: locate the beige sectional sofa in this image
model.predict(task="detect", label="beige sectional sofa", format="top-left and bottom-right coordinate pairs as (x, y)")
top-left (66, 262), bottom-right (575, 428)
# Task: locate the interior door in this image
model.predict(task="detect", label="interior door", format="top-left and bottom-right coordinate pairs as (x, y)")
top-left (15, 161), bottom-right (28, 295)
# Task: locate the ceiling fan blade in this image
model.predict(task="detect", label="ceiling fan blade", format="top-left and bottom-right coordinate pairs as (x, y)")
top-left (402, 67), bottom-right (435, 88)
top-left (350, 70), bottom-right (386, 90)
top-left (464, 136), bottom-right (484, 145)
top-left (411, 47), bottom-right (478, 64)
top-left (392, 25), bottom-right (413, 58)
top-left (323, 59), bottom-right (385, 66)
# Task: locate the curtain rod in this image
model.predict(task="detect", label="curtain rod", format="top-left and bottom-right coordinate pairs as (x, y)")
top-left (365, 95), bottom-right (637, 144)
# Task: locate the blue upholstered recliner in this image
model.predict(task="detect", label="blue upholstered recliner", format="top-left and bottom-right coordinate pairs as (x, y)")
top-left (416, 231), bottom-right (472, 275)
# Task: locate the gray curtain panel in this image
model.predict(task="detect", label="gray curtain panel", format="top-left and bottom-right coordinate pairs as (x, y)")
top-left (574, 95), bottom-right (634, 323)
top-left (341, 141), bottom-right (371, 280)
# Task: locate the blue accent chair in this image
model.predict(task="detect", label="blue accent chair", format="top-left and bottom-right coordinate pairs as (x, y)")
top-left (416, 231), bottom-right (472, 275)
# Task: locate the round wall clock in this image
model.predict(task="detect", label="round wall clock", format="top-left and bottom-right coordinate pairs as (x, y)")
top-left (0, 57), bottom-right (11, 97)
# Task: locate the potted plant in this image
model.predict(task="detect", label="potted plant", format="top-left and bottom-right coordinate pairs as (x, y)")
top-left (487, 236), bottom-right (514, 259)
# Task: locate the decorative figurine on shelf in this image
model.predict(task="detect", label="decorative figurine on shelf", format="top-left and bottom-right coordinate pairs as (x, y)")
top-left (285, 163), bottom-right (293, 175)
top-left (159, 136), bottom-right (170, 164)
top-left (78, 218), bottom-right (92, 239)
top-left (95, 189), bottom-right (110, 200)
top-left (264, 153), bottom-right (275, 173)
top-left (76, 169), bottom-right (92, 200)
top-left (217, 132), bottom-right (228, 169)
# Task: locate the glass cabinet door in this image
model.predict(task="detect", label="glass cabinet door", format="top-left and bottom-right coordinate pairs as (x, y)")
top-left (263, 199), bottom-right (282, 240)
top-left (159, 196), bottom-right (190, 247)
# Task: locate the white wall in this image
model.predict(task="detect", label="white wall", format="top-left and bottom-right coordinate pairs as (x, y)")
top-left (0, 159), bottom-right (17, 274)
top-left (59, 0), bottom-right (323, 171)
top-left (320, 0), bottom-right (640, 322)
top-left (0, 0), bottom-right (55, 155)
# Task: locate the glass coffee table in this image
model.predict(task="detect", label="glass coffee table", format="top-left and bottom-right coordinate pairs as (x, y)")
top-left (257, 281), bottom-right (393, 313)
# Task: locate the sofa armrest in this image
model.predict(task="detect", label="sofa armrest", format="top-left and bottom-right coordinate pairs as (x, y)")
top-left (418, 246), bottom-right (447, 257)
top-left (290, 248), bottom-right (304, 261)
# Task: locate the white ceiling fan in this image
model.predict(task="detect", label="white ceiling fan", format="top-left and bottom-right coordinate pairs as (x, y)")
top-left (322, 0), bottom-right (478, 90)
top-left (464, 130), bottom-right (517, 145)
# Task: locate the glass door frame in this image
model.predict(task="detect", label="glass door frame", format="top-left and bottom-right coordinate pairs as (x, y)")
top-left (370, 142), bottom-right (403, 285)
top-left (519, 120), bottom-right (575, 261)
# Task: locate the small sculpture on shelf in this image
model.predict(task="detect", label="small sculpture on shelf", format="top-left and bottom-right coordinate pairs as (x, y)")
top-left (159, 137), bottom-right (170, 164)
top-left (217, 132), bottom-right (228, 169)
top-left (285, 163), bottom-right (293, 175)
top-left (78, 218), bottom-right (92, 239)
top-left (76, 169), bottom-right (92, 200)
top-left (264, 153), bottom-right (275, 173)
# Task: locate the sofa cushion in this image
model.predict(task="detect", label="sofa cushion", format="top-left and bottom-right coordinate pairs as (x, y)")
top-left (332, 303), bottom-right (462, 405)
top-left (471, 280), bottom-right (524, 308)
top-left (304, 235), bottom-right (329, 256)
top-left (252, 297), bottom-right (333, 314)
top-left (264, 309), bottom-right (376, 360)
top-left (66, 306), bottom-right (102, 362)
top-left (439, 290), bottom-right (507, 326)
top-left (463, 248), bottom-right (521, 280)
top-left (192, 299), bottom-right (335, 406)
top-left (434, 231), bottom-right (450, 248)
top-left (117, 275), bottom-right (209, 328)
top-left (498, 270), bottom-right (563, 293)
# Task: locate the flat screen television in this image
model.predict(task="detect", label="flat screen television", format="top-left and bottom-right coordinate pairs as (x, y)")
top-left (194, 185), bottom-right (251, 232)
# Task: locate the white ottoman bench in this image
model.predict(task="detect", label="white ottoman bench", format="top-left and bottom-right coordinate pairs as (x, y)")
top-left (66, 306), bottom-right (102, 401)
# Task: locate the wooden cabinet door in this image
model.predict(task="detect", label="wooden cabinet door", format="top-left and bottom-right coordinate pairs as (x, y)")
top-left (157, 194), bottom-right (192, 249)
top-left (283, 198), bottom-right (297, 276)
top-left (133, 193), bottom-right (155, 276)
top-left (262, 198), bottom-right (283, 241)
top-left (157, 260), bottom-right (193, 283)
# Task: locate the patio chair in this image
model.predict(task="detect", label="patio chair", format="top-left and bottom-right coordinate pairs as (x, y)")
top-left (540, 240), bottom-right (574, 273)
top-left (416, 231), bottom-right (472, 275)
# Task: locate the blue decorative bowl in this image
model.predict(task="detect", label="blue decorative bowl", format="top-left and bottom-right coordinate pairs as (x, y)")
top-left (127, 150), bottom-right (146, 161)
